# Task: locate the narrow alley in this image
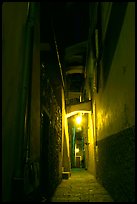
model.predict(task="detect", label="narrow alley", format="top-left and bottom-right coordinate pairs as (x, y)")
top-left (51, 168), bottom-right (113, 202)
top-left (2, 2), bottom-right (135, 202)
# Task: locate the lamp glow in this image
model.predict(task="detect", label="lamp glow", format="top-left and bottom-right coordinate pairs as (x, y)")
top-left (75, 147), bottom-right (79, 153)
top-left (76, 115), bottom-right (82, 125)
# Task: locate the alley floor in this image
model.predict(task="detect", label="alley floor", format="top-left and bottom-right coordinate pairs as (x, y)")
top-left (51, 168), bottom-right (114, 202)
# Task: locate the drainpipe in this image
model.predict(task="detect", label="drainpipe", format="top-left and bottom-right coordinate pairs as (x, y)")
top-left (12, 2), bottom-right (37, 201)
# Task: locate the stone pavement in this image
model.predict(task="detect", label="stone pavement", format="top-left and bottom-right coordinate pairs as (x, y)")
top-left (51, 168), bottom-right (113, 202)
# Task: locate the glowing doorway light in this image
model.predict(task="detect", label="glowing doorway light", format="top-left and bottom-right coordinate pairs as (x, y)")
top-left (76, 115), bottom-right (82, 125)
top-left (75, 147), bottom-right (79, 153)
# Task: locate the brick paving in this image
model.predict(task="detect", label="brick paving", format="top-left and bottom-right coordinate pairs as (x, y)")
top-left (51, 168), bottom-right (113, 202)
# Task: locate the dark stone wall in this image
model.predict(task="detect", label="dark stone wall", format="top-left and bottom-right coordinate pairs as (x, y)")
top-left (40, 60), bottom-right (62, 201)
top-left (40, 109), bottom-right (62, 201)
top-left (96, 126), bottom-right (135, 202)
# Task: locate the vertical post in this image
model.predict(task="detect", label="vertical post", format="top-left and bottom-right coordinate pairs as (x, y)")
top-left (71, 126), bottom-right (76, 168)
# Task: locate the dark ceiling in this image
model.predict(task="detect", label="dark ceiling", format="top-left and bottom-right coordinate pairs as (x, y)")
top-left (40, 2), bottom-right (89, 46)
top-left (40, 2), bottom-right (89, 94)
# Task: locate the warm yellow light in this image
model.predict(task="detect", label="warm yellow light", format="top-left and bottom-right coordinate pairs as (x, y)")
top-left (76, 115), bottom-right (82, 125)
top-left (75, 147), bottom-right (79, 153)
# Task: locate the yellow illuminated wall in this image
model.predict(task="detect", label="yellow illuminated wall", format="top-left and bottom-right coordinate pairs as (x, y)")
top-left (96, 3), bottom-right (135, 140)
top-left (62, 88), bottom-right (71, 172)
top-left (87, 113), bottom-right (96, 175)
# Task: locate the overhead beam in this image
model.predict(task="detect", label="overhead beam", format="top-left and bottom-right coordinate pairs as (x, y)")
top-left (66, 65), bottom-right (84, 74)
top-left (65, 55), bottom-right (83, 63)
top-left (66, 69), bottom-right (83, 74)
top-left (66, 100), bottom-right (92, 116)
top-left (66, 110), bottom-right (91, 118)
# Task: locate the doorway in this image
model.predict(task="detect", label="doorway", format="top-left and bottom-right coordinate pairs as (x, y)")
top-left (76, 156), bottom-right (81, 168)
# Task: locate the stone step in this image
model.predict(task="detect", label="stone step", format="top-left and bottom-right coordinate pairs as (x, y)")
top-left (62, 172), bottom-right (71, 179)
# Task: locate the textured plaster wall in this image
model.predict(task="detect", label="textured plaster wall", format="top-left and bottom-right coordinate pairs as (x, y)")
top-left (96, 3), bottom-right (135, 141)
top-left (94, 3), bottom-right (135, 201)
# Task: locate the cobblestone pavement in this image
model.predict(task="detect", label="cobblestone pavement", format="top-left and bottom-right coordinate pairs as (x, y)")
top-left (51, 168), bottom-right (113, 202)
